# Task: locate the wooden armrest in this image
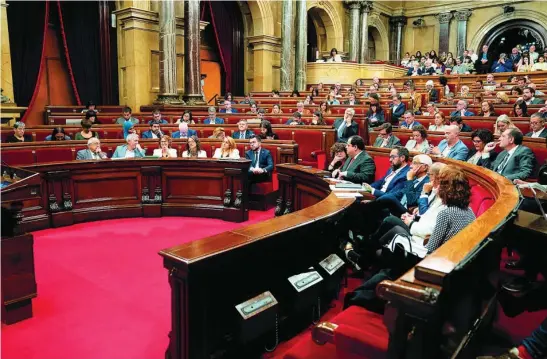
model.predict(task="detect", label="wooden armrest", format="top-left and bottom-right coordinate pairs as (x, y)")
top-left (376, 279), bottom-right (440, 306)
top-left (312, 321), bottom-right (338, 345)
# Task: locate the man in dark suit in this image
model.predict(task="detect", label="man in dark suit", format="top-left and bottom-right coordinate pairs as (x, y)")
top-left (204, 106), bottom-right (225, 125)
top-left (343, 93), bottom-right (360, 106)
top-left (332, 135), bottom-right (375, 184)
top-left (363, 146), bottom-right (411, 199)
top-left (246, 136), bottom-right (274, 183)
top-left (525, 114), bottom-right (547, 138)
top-left (483, 128), bottom-right (536, 181)
top-left (232, 119), bottom-right (255, 139)
top-left (373, 123), bottom-right (401, 148)
top-left (449, 116), bottom-right (473, 132)
top-left (141, 120), bottom-right (164, 139)
top-left (389, 95), bottom-right (406, 124)
top-left (333, 108), bottom-right (359, 142)
top-left (475, 44), bottom-right (493, 74)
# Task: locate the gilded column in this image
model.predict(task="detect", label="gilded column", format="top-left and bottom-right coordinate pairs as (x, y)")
top-left (294, 0), bottom-right (307, 92)
top-left (183, 0), bottom-right (204, 105)
top-left (455, 10), bottom-right (472, 58)
top-left (358, 1), bottom-right (373, 63)
top-left (344, 1), bottom-right (361, 62)
top-left (1, 0), bottom-right (15, 103)
top-left (280, 0), bottom-right (293, 91)
top-left (389, 16), bottom-right (407, 65)
top-left (435, 12), bottom-right (452, 56)
top-left (155, 0), bottom-right (182, 104)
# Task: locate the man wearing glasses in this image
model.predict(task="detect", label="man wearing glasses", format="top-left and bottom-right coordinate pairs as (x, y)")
top-left (363, 146), bottom-right (411, 199)
top-left (332, 135), bottom-right (375, 184)
top-left (373, 123), bottom-right (401, 148)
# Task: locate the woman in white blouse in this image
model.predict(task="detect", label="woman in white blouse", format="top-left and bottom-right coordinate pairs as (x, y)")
top-left (213, 136), bottom-right (240, 159)
top-left (182, 135), bottom-right (207, 158)
top-left (153, 135), bottom-right (177, 158)
top-left (405, 125), bottom-right (430, 153)
top-left (326, 48), bottom-right (342, 63)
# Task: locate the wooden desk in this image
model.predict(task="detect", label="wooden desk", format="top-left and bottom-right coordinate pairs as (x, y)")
top-left (0, 104), bottom-right (27, 126)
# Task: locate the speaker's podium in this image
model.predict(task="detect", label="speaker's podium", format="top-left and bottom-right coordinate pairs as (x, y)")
top-left (1, 165), bottom-right (41, 324)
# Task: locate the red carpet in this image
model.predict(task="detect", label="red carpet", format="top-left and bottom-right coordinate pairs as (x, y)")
top-left (1, 210), bottom-right (274, 359)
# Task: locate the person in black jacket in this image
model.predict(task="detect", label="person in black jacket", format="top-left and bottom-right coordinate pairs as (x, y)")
top-left (466, 129), bottom-right (497, 167)
top-left (475, 44), bottom-right (493, 74)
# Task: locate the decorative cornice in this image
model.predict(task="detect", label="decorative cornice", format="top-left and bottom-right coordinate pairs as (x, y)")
top-left (400, 0), bottom-right (529, 18)
top-left (113, 7), bottom-right (158, 22)
top-left (435, 12), bottom-right (453, 24)
top-left (454, 9), bottom-right (473, 21)
top-left (247, 35), bottom-right (281, 46)
top-left (343, 0), bottom-right (361, 11)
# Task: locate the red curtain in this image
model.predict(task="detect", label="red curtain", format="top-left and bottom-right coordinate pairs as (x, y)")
top-left (56, 1), bottom-right (82, 106)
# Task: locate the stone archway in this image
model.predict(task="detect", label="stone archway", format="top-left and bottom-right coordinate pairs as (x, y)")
top-left (368, 13), bottom-right (389, 61)
top-left (307, 0), bottom-right (344, 52)
top-left (469, 9), bottom-right (547, 53)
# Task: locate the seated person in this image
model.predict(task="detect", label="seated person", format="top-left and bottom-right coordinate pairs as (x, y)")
top-left (467, 129), bottom-right (497, 167)
top-left (285, 112), bottom-right (304, 126)
top-left (182, 135), bottom-right (207, 158)
top-left (6, 121), bottom-right (33, 143)
top-left (450, 100), bottom-right (475, 117)
top-left (478, 101), bottom-right (497, 117)
top-left (270, 104), bottom-right (283, 114)
top-left (246, 102), bottom-right (258, 115)
top-left (296, 101), bottom-right (311, 116)
top-left (363, 146), bottom-right (411, 199)
top-left (343, 93), bottom-right (360, 105)
top-left (422, 102), bottom-right (439, 116)
top-left (390, 95), bottom-right (406, 123)
top-left (149, 109), bottom-right (169, 124)
top-left (239, 93), bottom-right (252, 105)
top-left (373, 123), bottom-right (401, 148)
top-left (208, 127), bottom-right (226, 140)
top-left (175, 110), bottom-right (195, 125)
top-left (333, 108), bottom-right (359, 142)
top-left (310, 111), bottom-right (326, 125)
top-left (246, 108), bottom-right (266, 125)
top-left (400, 111), bottom-right (420, 129)
top-left (326, 48), bottom-right (342, 63)
top-left (482, 128), bottom-right (536, 181)
top-left (141, 120), bottom-right (164, 139)
top-left (115, 106), bottom-right (139, 124)
top-left (81, 100), bottom-right (98, 114)
top-left (259, 120), bottom-right (279, 140)
top-left (405, 125), bottom-right (429, 153)
top-left (245, 136), bottom-right (274, 183)
top-left (366, 103), bottom-right (385, 128)
top-left (526, 113), bottom-right (547, 138)
top-left (112, 133), bottom-right (145, 158)
top-left (76, 137), bottom-right (107, 160)
top-left (513, 99), bottom-right (529, 118)
top-left (122, 121), bottom-right (136, 139)
top-left (425, 80), bottom-right (438, 102)
top-left (345, 165), bottom-right (475, 312)
top-left (172, 122), bottom-right (197, 139)
top-left (45, 127), bottom-right (71, 141)
top-left (331, 135), bottom-right (375, 184)
top-left (204, 107), bottom-right (225, 124)
top-left (494, 114), bottom-right (517, 135)
top-left (450, 116), bottom-right (473, 132)
top-left (428, 112), bottom-right (447, 131)
top-left (232, 119), bottom-right (255, 139)
top-left (327, 142), bottom-right (348, 173)
top-left (523, 86), bottom-right (544, 105)
top-left (153, 135), bottom-right (177, 158)
top-left (219, 100), bottom-right (238, 114)
top-left (85, 110), bottom-right (101, 125)
top-left (213, 136), bottom-right (240, 159)
top-left (429, 125), bottom-right (469, 161)
top-left (75, 119), bottom-right (98, 141)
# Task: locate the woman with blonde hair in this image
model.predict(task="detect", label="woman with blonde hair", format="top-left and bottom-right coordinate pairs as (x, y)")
top-left (494, 114), bottom-right (517, 135)
top-left (153, 135), bottom-right (177, 158)
top-left (496, 91), bottom-right (510, 104)
top-left (213, 136), bottom-right (240, 159)
top-left (460, 85), bottom-right (471, 98)
top-left (182, 136), bottom-right (207, 158)
top-left (208, 127), bottom-right (226, 140)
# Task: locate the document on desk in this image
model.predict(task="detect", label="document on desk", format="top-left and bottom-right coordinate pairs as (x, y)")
top-left (334, 192), bottom-right (363, 198)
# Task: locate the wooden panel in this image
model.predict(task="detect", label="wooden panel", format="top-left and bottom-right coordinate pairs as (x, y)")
top-left (72, 172), bottom-right (140, 205)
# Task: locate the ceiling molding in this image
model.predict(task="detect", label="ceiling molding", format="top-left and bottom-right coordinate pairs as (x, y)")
top-left (400, 0), bottom-right (531, 18)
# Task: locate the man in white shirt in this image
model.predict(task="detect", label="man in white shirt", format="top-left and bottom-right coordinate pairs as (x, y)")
top-left (232, 119), bottom-right (254, 139)
top-left (76, 137), bottom-right (108, 160)
top-left (525, 114), bottom-right (547, 138)
top-left (523, 87), bottom-right (544, 105)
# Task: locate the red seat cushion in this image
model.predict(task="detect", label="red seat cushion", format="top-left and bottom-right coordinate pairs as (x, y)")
top-left (250, 173), bottom-right (278, 194)
top-left (469, 184), bottom-right (494, 217)
top-left (283, 306), bottom-right (388, 359)
top-left (35, 148), bottom-right (74, 163)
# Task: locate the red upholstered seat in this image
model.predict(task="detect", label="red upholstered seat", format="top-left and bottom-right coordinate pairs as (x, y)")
top-left (283, 306), bottom-right (388, 359)
top-left (372, 156), bottom-right (390, 181)
top-left (35, 147), bottom-right (74, 163)
top-left (469, 184), bottom-right (494, 217)
top-left (2, 150), bottom-right (35, 166)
